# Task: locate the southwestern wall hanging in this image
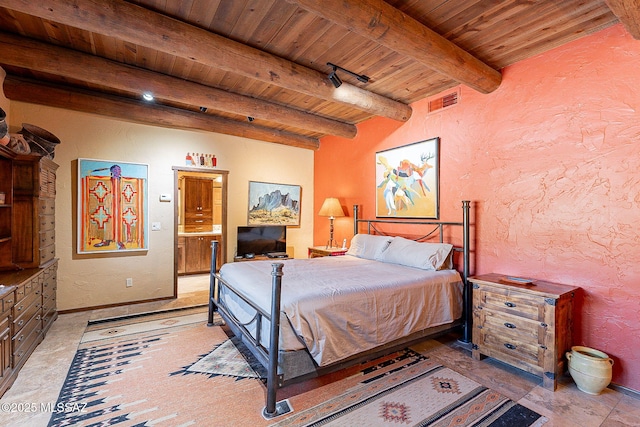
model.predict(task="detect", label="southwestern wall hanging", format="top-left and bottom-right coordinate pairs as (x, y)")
top-left (375, 137), bottom-right (440, 219)
top-left (78, 159), bottom-right (149, 254)
top-left (247, 181), bottom-right (301, 226)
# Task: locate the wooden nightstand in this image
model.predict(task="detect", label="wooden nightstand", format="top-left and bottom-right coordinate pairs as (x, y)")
top-left (469, 273), bottom-right (579, 390)
top-left (308, 246), bottom-right (347, 258)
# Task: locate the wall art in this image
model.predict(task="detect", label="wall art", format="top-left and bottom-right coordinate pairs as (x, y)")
top-left (247, 181), bottom-right (301, 226)
top-left (78, 158), bottom-right (149, 253)
top-left (375, 137), bottom-right (440, 218)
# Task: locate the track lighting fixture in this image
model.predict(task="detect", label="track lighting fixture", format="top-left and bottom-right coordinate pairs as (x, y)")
top-left (326, 62), bottom-right (369, 88)
top-left (328, 67), bottom-right (342, 88)
top-left (199, 106), bottom-right (207, 112)
top-left (247, 116), bottom-right (255, 122)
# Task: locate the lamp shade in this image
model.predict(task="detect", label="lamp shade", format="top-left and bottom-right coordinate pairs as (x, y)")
top-left (318, 197), bottom-right (345, 218)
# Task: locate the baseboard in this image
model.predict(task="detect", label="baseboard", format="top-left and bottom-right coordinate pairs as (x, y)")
top-left (609, 382), bottom-right (640, 398)
top-left (87, 304), bottom-right (208, 325)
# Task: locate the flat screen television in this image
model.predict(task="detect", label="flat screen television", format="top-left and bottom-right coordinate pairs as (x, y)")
top-left (236, 225), bottom-right (286, 257)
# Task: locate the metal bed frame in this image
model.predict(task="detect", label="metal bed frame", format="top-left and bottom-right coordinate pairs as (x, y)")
top-left (207, 200), bottom-right (471, 418)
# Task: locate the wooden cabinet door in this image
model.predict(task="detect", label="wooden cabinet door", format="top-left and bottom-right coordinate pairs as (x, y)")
top-left (184, 178), bottom-right (214, 232)
top-left (184, 236), bottom-right (211, 273)
top-left (199, 180), bottom-right (213, 219)
top-left (184, 178), bottom-right (202, 216)
top-left (0, 319), bottom-right (12, 385)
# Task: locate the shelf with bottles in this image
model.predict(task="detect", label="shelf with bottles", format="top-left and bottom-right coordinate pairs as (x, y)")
top-left (185, 152), bottom-right (217, 168)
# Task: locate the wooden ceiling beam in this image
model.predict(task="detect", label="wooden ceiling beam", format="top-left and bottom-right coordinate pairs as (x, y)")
top-left (0, 32), bottom-right (356, 139)
top-left (605, 0), bottom-right (640, 39)
top-left (3, 77), bottom-right (320, 150)
top-left (288, 0), bottom-right (502, 94)
top-left (0, 0), bottom-right (412, 122)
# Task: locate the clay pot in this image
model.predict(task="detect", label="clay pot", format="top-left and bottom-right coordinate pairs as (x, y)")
top-left (8, 134), bottom-right (30, 154)
top-left (566, 346), bottom-right (613, 395)
top-left (18, 123), bottom-right (60, 158)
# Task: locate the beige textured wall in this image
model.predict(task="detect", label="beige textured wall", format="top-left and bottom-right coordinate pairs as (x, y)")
top-left (4, 95), bottom-right (314, 311)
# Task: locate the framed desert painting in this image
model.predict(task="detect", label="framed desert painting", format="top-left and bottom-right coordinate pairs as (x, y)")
top-left (375, 137), bottom-right (440, 219)
top-left (78, 158), bottom-right (149, 254)
top-left (247, 181), bottom-right (301, 226)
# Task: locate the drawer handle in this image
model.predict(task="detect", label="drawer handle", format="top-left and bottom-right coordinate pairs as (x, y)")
top-left (504, 302), bottom-right (516, 308)
top-left (504, 343), bottom-right (516, 350)
top-left (18, 320), bottom-right (24, 327)
top-left (504, 322), bottom-right (516, 329)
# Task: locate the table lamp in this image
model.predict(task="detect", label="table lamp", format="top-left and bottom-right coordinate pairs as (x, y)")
top-left (318, 197), bottom-right (345, 248)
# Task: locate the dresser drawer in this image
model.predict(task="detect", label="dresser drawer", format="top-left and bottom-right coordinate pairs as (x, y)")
top-left (43, 290), bottom-right (56, 313)
top-left (13, 294), bottom-right (42, 335)
top-left (39, 198), bottom-right (55, 216)
top-left (39, 214), bottom-right (55, 232)
top-left (0, 292), bottom-right (14, 317)
top-left (39, 229), bottom-right (55, 248)
top-left (13, 287), bottom-right (40, 319)
top-left (12, 315), bottom-right (43, 369)
top-left (39, 243), bottom-right (56, 265)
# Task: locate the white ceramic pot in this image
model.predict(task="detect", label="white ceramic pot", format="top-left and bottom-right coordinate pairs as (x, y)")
top-left (566, 346), bottom-right (613, 395)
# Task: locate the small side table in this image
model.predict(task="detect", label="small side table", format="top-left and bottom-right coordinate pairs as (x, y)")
top-left (308, 246), bottom-right (347, 258)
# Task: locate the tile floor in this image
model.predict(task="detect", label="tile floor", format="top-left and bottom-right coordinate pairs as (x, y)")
top-left (1, 274), bottom-right (638, 427)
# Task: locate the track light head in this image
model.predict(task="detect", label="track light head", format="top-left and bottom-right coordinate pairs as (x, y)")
top-left (326, 62), bottom-right (369, 88)
top-left (328, 67), bottom-right (342, 88)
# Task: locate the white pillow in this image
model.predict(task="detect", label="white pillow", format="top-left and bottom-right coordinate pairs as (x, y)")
top-left (346, 234), bottom-right (392, 260)
top-left (376, 236), bottom-right (453, 270)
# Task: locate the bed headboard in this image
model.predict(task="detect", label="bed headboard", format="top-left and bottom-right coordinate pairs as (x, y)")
top-left (353, 201), bottom-right (472, 343)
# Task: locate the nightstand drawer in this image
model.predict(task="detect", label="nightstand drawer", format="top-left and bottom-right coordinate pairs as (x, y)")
top-left (477, 287), bottom-right (542, 320)
top-left (478, 307), bottom-right (543, 343)
top-left (476, 329), bottom-right (542, 366)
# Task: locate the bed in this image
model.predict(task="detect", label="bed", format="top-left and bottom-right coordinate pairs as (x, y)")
top-left (207, 201), bottom-right (471, 418)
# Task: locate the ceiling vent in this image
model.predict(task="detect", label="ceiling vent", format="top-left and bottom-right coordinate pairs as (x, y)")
top-left (428, 90), bottom-right (459, 114)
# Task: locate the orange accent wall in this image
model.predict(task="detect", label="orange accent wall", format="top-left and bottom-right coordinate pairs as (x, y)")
top-left (314, 24), bottom-right (640, 391)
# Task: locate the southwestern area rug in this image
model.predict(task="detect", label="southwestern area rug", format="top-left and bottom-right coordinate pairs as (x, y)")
top-left (48, 308), bottom-right (547, 427)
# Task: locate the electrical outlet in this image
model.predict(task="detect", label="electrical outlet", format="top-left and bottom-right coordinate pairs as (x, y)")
top-left (126, 278), bottom-right (133, 287)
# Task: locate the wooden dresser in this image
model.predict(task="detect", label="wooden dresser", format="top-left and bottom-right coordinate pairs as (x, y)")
top-left (469, 273), bottom-right (578, 390)
top-left (0, 146), bottom-right (58, 397)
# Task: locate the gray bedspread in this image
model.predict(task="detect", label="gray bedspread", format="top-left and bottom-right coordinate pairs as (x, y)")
top-left (218, 255), bottom-right (463, 367)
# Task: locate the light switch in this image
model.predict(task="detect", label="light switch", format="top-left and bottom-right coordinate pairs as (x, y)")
top-left (159, 193), bottom-right (172, 202)
top-left (151, 222), bottom-right (161, 231)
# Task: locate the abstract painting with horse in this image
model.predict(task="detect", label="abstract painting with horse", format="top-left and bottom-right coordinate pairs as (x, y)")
top-left (375, 138), bottom-right (439, 219)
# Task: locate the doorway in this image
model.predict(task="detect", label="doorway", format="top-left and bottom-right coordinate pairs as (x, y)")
top-left (172, 166), bottom-right (228, 297)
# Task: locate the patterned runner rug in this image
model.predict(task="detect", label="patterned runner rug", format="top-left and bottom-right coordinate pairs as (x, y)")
top-left (48, 309), bottom-right (547, 427)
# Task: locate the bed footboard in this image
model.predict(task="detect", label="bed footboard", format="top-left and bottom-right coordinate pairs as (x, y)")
top-left (207, 240), bottom-right (287, 418)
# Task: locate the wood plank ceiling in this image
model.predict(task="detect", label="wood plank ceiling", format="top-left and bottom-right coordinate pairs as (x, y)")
top-left (0, 0), bottom-right (637, 150)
